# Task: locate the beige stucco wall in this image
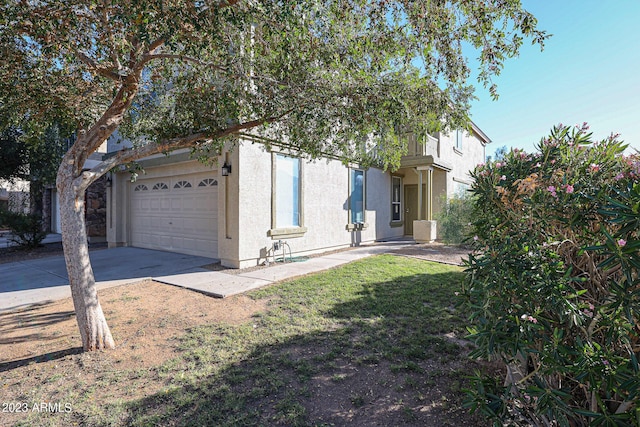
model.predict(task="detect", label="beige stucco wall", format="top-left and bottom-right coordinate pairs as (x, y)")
top-left (230, 141), bottom-right (403, 268)
top-left (438, 129), bottom-right (486, 197)
top-left (107, 142), bottom-right (404, 268)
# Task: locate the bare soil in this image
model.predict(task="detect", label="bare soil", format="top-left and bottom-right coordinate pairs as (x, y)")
top-left (1, 281), bottom-right (268, 425)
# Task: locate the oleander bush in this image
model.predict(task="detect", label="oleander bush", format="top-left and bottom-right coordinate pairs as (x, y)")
top-left (462, 124), bottom-right (640, 426)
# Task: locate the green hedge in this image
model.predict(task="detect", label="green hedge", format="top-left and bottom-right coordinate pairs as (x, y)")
top-left (0, 209), bottom-right (47, 248)
top-left (462, 124), bottom-right (640, 426)
top-left (436, 194), bottom-right (474, 245)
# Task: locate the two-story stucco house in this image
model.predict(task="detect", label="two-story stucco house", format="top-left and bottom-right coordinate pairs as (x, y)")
top-left (104, 124), bottom-right (489, 268)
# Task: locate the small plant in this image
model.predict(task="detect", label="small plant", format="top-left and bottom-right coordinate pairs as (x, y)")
top-left (0, 209), bottom-right (47, 248)
top-left (463, 124), bottom-right (640, 426)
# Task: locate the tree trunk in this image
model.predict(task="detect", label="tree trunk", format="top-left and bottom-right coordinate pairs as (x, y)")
top-left (57, 163), bottom-right (115, 351)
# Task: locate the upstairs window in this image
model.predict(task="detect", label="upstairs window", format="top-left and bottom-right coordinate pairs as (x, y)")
top-left (455, 130), bottom-right (463, 151)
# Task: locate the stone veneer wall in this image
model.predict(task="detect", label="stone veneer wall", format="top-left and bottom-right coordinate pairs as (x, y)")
top-left (85, 176), bottom-right (107, 241)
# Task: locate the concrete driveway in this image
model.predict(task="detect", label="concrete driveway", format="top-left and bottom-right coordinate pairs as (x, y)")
top-left (1, 240), bottom-right (421, 313)
top-left (0, 247), bottom-right (217, 312)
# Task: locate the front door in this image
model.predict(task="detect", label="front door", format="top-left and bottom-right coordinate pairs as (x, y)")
top-left (404, 185), bottom-right (418, 235)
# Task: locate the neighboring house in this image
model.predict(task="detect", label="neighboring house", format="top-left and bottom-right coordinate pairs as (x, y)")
top-left (0, 179), bottom-right (30, 214)
top-left (105, 123), bottom-right (489, 268)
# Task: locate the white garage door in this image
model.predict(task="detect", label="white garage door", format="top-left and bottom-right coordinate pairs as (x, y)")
top-left (130, 172), bottom-right (218, 258)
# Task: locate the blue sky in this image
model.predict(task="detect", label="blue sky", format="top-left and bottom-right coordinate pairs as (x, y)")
top-left (468, 1), bottom-right (640, 156)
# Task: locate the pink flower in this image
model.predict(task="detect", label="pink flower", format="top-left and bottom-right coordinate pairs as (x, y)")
top-left (534, 163), bottom-right (541, 168)
top-left (528, 316), bottom-right (538, 324)
top-left (495, 162), bottom-right (503, 168)
top-left (617, 239), bottom-right (627, 247)
top-left (547, 186), bottom-right (557, 198)
top-left (583, 309), bottom-right (593, 317)
top-left (473, 235), bottom-right (479, 241)
top-left (590, 163), bottom-right (600, 172)
top-left (564, 184), bottom-right (574, 194)
top-left (615, 172), bottom-right (625, 181)
top-left (500, 175), bottom-right (506, 181)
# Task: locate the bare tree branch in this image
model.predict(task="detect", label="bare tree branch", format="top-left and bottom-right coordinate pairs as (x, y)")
top-left (147, 38), bottom-right (165, 54)
top-left (77, 51), bottom-right (121, 81)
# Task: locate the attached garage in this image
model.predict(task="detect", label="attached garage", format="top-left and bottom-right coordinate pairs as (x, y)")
top-left (129, 168), bottom-right (219, 258)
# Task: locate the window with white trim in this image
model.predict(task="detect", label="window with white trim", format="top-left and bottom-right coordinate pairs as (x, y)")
top-left (455, 130), bottom-right (463, 150)
top-left (275, 154), bottom-right (301, 228)
top-left (391, 176), bottom-right (402, 222)
top-left (350, 169), bottom-right (365, 224)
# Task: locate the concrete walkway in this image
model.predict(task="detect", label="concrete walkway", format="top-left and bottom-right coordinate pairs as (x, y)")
top-left (155, 241), bottom-right (413, 298)
top-left (1, 241), bottom-right (415, 312)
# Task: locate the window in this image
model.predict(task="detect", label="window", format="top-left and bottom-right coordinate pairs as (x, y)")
top-left (391, 176), bottom-right (402, 222)
top-left (453, 180), bottom-right (470, 197)
top-left (455, 130), bottom-right (463, 151)
top-left (275, 154), bottom-right (300, 228)
top-left (350, 169), bottom-right (365, 224)
top-left (152, 182), bottom-right (169, 190)
top-left (198, 178), bottom-right (218, 187)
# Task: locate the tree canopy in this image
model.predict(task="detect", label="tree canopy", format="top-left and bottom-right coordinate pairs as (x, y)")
top-left (1, 0), bottom-right (547, 171)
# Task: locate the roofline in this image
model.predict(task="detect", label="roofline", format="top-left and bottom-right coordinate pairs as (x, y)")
top-left (470, 121), bottom-right (492, 145)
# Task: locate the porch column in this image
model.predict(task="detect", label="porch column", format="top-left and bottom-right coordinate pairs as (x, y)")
top-left (417, 169), bottom-right (423, 220)
top-left (426, 166), bottom-right (433, 221)
top-left (413, 166), bottom-right (437, 243)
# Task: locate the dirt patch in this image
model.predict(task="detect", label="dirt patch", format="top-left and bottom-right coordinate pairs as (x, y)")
top-left (1, 280), bottom-right (265, 369)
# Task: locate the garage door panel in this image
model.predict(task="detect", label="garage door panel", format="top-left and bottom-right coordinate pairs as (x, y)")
top-left (130, 171), bottom-right (218, 258)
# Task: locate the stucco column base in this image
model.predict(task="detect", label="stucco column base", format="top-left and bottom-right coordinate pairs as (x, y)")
top-left (413, 220), bottom-right (437, 243)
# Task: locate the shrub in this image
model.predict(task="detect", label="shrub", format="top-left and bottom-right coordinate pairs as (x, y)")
top-left (462, 124), bottom-right (640, 426)
top-left (0, 209), bottom-right (47, 248)
top-left (436, 193), bottom-right (474, 245)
